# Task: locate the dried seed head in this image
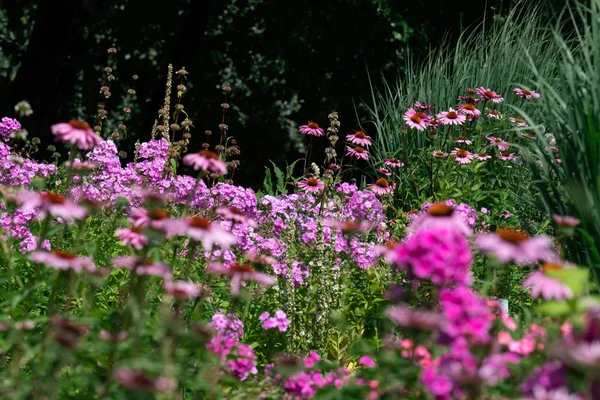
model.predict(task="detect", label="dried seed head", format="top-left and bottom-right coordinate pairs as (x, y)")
top-left (221, 103), bottom-right (230, 111)
top-left (118, 124), bottom-right (126, 130)
top-left (222, 84), bottom-right (232, 93)
top-left (177, 84), bottom-right (186, 92)
top-left (94, 125), bottom-right (102, 132)
top-left (104, 91), bottom-right (112, 98)
top-left (100, 86), bottom-right (109, 93)
top-left (111, 132), bottom-right (120, 141)
top-left (331, 120), bottom-right (341, 128)
top-left (97, 102), bottom-right (105, 109)
top-left (183, 132), bottom-right (191, 140)
top-left (209, 173), bottom-right (219, 180)
top-left (104, 67), bottom-right (112, 74)
top-left (181, 119), bottom-right (192, 128)
top-left (202, 143), bottom-right (210, 149)
top-left (52, 152), bottom-right (61, 159)
top-left (98, 109), bottom-right (107, 116)
top-left (47, 145), bottom-right (56, 152)
top-left (107, 47), bottom-right (117, 54)
top-left (328, 112), bottom-right (339, 120)
top-left (175, 104), bottom-right (184, 111)
top-left (204, 130), bottom-right (212, 136)
top-left (158, 109), bottom-right (168, 117)
top-left (215, 145), bottom-right (225, 153)
top-left (170, 123), bottom-right (180, 131)
top-left (107, 75), bottom-right (115, 82)
top-left (132, 74), bottom-right (139, 80)
top-left (230, 139), bottom-right (237, 145)
top-left (127, 89), bottom-right (136, 95)
top-left (31, 137), bottom-right (41, 145)
top-left (218, 123), bottom-right (228, 131)
top-left (118, 151), bottom-right (127, 158)
top-left (123, 107), bottom-right (131, 113)
top-left (176, 67), bottom-right (189, 76)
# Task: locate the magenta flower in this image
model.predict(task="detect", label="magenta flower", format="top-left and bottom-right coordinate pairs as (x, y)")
top-left (17, 191), bottom-right (87, 223)
top-left (304, 351), bottom-right (321, 368)
top-left (182, 149), bottom-right (227, 176)
top-left (51, 120), bottom-right (103, 150)
top-left (393, 226), bottom-right (473, 286)
top-left (440, 287), bottom-right (495, 343)
top-left (209, 263), bottom-right (276, 296)
top-left (346, 146), bottom-right (369, 160)
top-left (260, 310), bottom-right (290, 332)
top-left (29, 250), bottom-right (96, 273)
top-left (368, 178), bottom-right (394, 196)
top-left (456, 103), bottom-right (481, 118)
top-left (296, 177), bottom-right (325, 193)
top-left (476, 227), bottom-right (556, 265)
top-left (299, 121), bottom-right (325, 137)
top-left (0, 117), bottom-right (21, 142)
top-left (553, 214), bottom-right (581, 228)
top-left (114, 368), bottom-right (176, 393)
top-left (414, 100), bottom-right (435, 110)
top-left (455, 136), bottom-right (472, 145)
top-left (385, 305), bottom-right (442, 330)
top-left (216, 206), bottom-right (257, 227)
top-left (514, 87), bottom-right (541, 99)
top-left (376, 167), bottom-right (391, 176)
top-left (487, 136), bottom-right (510, 151)
top-left (522, 266), bottom-right (573, 301)
top-left (113, 256), bottom-right (172, 279)
top-left (403, 108), bottom-right (429, 131)
top-left (409, 203), bottom-right (473, 236)
top-left (346, 131), bottom-right (372, 147)
top-left (164, 280), bottom-right (203, 299)
top-left (474, 153), bottom-right (491, 161)
top-left (162, 217), bottom-right (236, 250)
top-left (432, 150), bottom-right (449, 158)
top-left (437, 108), bottom-right (466, 126)
top-left (508, 116), bottom-right (528, 127)
top-left (115, 227), bottom-right (148, 250)
top-left (359, 356), bottom-right (376, 368)
top-left (487, 109), bottom-right (502, 119)
top-left (497, 151), bottom-right (516, 161)
top-left (384, 157), bottom-right (404, 168)
top-left (450, 148), bottom-right (474, 164)
top-left (476, 87), bottom-right (504, 103)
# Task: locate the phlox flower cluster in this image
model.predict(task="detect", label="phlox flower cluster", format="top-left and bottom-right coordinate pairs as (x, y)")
top-left (259, 310), bottom-right (290, 332)
top-left (206, 336), bottom-right (257, 381)
top-left (210, 313), bottom-right (244, 341)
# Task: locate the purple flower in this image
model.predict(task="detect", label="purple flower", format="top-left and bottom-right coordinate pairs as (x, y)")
top-left (0, 117), bottom-right (21, 142)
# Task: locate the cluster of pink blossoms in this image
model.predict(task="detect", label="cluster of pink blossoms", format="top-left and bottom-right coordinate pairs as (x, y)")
top-left (259, 310), bottom-right (290, 332)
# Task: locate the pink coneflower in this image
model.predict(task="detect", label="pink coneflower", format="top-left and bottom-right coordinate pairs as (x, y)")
top-left (553, 214), bottom-right (581, 228)
top-left (451, 148), bottom-right (474, 164)
top-left (376, 167), bottom-right (392, 176)
top-left (346, 146), bottom-right (369, 160)
top-left (487, 136), bottom-right (510, 151)
top-left (296, 177), bottom-right (325, 193)
top-left (475, 227), bottom-right (556, 265)
top-left (51, 120), bottom-right (103, 150)
top-left (455, 136), bottom-right (472, 145)
top-left (346, 131), bottom-right (372, 147)
top-left (436, 108), bottom-right (466, 126)
top-left (113, 256), bottom-right (172, 279)
top-left (476, 87), bottom-right (504, 103)
top-left (385, 305), bottom-right (442, 330)
top-left (384, 158), bottom-right (404, 168)
top-left (164, 280), bottom-right (203, 299)
top-left (129, 208), bottom-right (151, 228)
top-left (456, 103), bottom-right (481, 118)
top-left (432, 150), bottom-right (449, 158)
top-left (162, 217), bottom-right (236, 250)
top-left (17, 191), bottom-right (87, 224)
top-left (328, 163), bottom-right (341, 171)
top-left (487, 109), bottom-right (502, 119)
top-left (216, 207), bottom-right (257, 227)
top-left (403, 108), bottom-right (429, 131)
top-left (209, 263), bottom-right (276, 297)
top-left (474, 153), bottom-right (491, 161)
top-left (414, 101), bottom-right (435, 110)
top-left (299, 121), bottom-right (325, 137)
top-left (183, 150), bottom-right (227, 176)
top-left (522, 263), bottom-right (573, 301)
top-left (508, 117), bottom-right (527, 127)
top-left (514, 88), bottom-right (541, 99)
top-left (501, 210), bottom-right (513, 219)
top-left (29, 250), bottom-right (96, 273)
top-left (497, 151), bottom-right (516, 161)
top-left (368, 178), bottom-right (395, 196)
top-left (408, 203), bottom-right (472, 236)
top-left (324, 219), bottom-right (375, 233)
top-left (114, 368), bottom-right (176, 393)
top-left (115, 227), bottom-right (148, 250)
top-left (458, 95), bottom-right (481, 104)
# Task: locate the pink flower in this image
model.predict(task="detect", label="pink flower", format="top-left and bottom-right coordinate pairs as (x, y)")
top-left (114, 368), bottom-right (176, 392)
top-left (451, 148), bottom-right (474, 164)
top-left (113, 256), bottom-right (172, 279)
top-left (51, 120), bottom-right (103, 150)
top-left (99, 330), bottom-right (128, 342)
top-left (487, 109), bottom-right (502, 119)
top-left (474, 153), bottom-right (491, 161)
top-left (161, 217), bottom-right (236, 250)
top-left (487, 136), bottom-right (510, 151)
top-left (385, 305), bottom-right (442, 330)
top-left (409, 203), bottom-right (473, 236)
top-left (17, 191), bottom-right (87, 223)
top-left (296, 177), bottom-right (325, 193)
top-left (0, 117), bottom-right (21, 142)
top-left (359, 356), bottom-right (376, 368)
top-left (523, 267), bottom-right (573, 301)
top-left (384, 158), bottom-right (404, 168)
top-left (115, 227), bottom-right (148, 250)
top-left (514, 87), bottom-right (541, 99)
top-left (376, 167), bottom-right (391, 176)
top-left (432, 150), bottom-right (448, 158)
top-left (299, 121), bottom-right (325, 137)
top-left (324, 219), bottom-right (375, 234)
top-left (182, 150), bottom-right (227, 175)
top-left (497, 151), bottom-right (516, 161)
top-left (414, 101), bottom-right (435, 110)
top-left (455, 136), bottom-right (472, 145)
top-left (476, 87), bottom-right (504, 103)
top-left (368, 178), bottom-right (395, 196)
top-left (553, 214), bottom-right (581, 228)
top-left (501, 210), bottom-right (513, 218)
top-left (216, 206), bottom-right (257, 227)
top-left (164, 280), bottom-right (203, 299)
top-left (523, 387), bottom-right (582, 400)
top-left (475, 227), bottom-right (556, 265)
top-left (260, 310), bottom-right (290, 332)
top-left (304, 351), bottom-right (321, 368)
top-left (456, 103), bottom-right (481, 118)
top-left (437, 108), bottom-right (466, 126)
top-left (29, 250), bottom-right (96, 273)
top-left (346, 146), bottom-right (369, 160)
top-left (508, 116), bottom-right (528, 127)
top-left (209, 263), bottom-right (276, 296)
top-left (346, 131), bottom-right (372, 147)
top-left (403, 108), bottom-right (429, 131)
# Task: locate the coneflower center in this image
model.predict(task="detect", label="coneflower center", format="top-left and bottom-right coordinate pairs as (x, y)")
top-left (463, 103), bottom-right (476, 111)
top-left (456, 149), bottom-right (468, 157)
top-left (478, 153), bottom-right (487, 157)
top-left (150, 209), bottom-right (169, 220)
top-left (189, 217), bottom-right (211, 229)
top-left (42, 192), bottom-right (66, 204)
top-left (308, 122), bottom-right (319, 129)
top-left (410, 114), bottom-right (422, 124)
top-left (484, 90), bottom-right (494, 98)
top-left (490, 110), bottom-right (499, 116)
top-left (521, 89), bottom-right (531, 95)
top-left (497, 227), bottom-right (529, 243)
top-left (457, 136), bottom-right (469, 142)
top-left (354, 147), bottom-right (365, 153)
top-left (306, 178), bottom-right (319, 187)
top-left (68, 120), bottom-right (91, 130)
top-left (231, 263), bottom-right (254, 273)
top-left (53, 250), bottom-right (77, 259)
top-left (354, 131), bottom-right (367, 139)
top-left (375, 178), bottom-right (389, 188)
top-left (230, 207), bottom-right (245, 216)
top-left (446, 111), bottom-right (458, 119)
top-left (199, 150), bottom-right (219, 160)
top-left (428, 203), bottom-right (453, 216)
top-left (542, 263), bottom-right (562, 272)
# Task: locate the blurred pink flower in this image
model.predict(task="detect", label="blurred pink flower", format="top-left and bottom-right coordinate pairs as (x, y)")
top-left (51, 120), bottom-right (102, 150)
top-left (553, 214), bottom-right (581, 228)
top-left (216, 206), bottom-right (257, 227)
top-left (113, 256), bottom-right (172, 279)
top-left (487, 109), bottom-right (502, 119)
top-left (476, 227), bottom-right (556, 265)
top-left (487, 136), bottom-right (510, 151)
top-left (209, 263), bottom-right (275, 296)
top-left (514, 87), bottom-right (541, 99)
top-left (29, 250), bottom-right (96, 273)
top-left (115, 227), bottom-right (148, 250)
top-left (162, 217), bottom-right (236, 250)
top-left (183, 150), bottom-right (227, 175)
top-left (164, 280), bottom-right (203, 299)
top-left (114, 368), bottom-right (176, 392)
top-left (17, 191), bottom-right (87, 223)
top-left (523, 267), bottom-right (573, 301)
top-left (384, 157), bottom-right (404, 168)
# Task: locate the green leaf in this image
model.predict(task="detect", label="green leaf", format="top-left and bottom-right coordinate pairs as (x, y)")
top-left (263, 167), bottom-right (273, 195)
top-left (538, 301), bottom-right (571, 316)
top-left (545, 268), bottom-right (589, 296)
